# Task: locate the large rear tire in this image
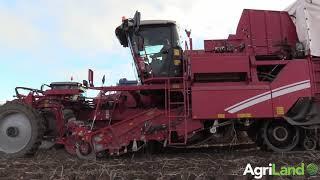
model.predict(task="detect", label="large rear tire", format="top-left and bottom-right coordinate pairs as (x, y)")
top-left (0, 101), bottom-right (44, 158)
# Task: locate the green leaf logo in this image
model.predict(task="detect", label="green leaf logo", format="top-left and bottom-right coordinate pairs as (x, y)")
top-left (307, 163), bottom-right (318, 176)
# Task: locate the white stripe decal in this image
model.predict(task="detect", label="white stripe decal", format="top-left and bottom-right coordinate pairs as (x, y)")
top-left (272, 82), bottom-right (310, 98)
top-left (224, 91), bottom-right (271, 111)
top-left (225, 80), bottom-right (311, 113)
top-left (272, 80), bottom-right (310, 92)
top-left (228, 94), bottom-right (272, 113)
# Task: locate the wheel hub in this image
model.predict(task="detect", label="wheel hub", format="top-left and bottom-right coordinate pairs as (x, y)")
top-left (6, 127), bottom-right (19, 137)
top-left (272, 126), bottom-right (288, 142)
top-left (303, 137), bottom-right (317, 151)
top-left (76, 141), bottom-right (96, 160)
top-left (79, 142), bottom-right (91, 155)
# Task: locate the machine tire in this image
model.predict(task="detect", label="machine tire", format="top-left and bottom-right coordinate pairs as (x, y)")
top-left (63, 110), bottom-right (77, 155)
top-left (63, 109), bottom-right (76, 122)
top-left (262, 120), bottom-right (300, 152)
top-left (0, 101), bottom-right (44, 158)
top-left (303, 136), bottom-right (317, 151)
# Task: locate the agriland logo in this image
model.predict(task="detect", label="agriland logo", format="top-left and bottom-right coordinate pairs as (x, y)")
top-left (243, 163), bottom-right (318, 179)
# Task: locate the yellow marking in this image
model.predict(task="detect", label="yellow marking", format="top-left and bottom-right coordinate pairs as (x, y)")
top-left (276, 106), bottom-right (285, 115)
top-left (172, 84), bottom-right (180, 89)
top-left (146, 111), bottom-right (154, 116)
top-left (217, 114), bottom-right (225, 118)
top-left (44, 100), bottom-right (49, 107)
top-left (174, 49), bottom-right (180, 56)
top-left (174, 59), bottom-right (181, 66)
top-left (237, 113), bottom-right (252, 118)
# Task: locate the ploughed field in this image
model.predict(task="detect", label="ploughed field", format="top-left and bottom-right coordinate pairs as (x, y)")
top-left (1, 146), bottom-right (320, 180)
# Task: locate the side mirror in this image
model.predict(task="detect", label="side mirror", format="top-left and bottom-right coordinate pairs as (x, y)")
top-left (83, 80), bottom-right (88, 87)
top-left (102, 75), bottom-right (105, 85)
top-left (88, 69), bottom-right (94, 87)
top-left (40, 84), bottom-right (50, 91)
top-left (133, 11), bottom-right (141, 32)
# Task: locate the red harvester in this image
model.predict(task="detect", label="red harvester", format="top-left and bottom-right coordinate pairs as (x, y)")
top-left (1, 1), bottom-right (320, 158)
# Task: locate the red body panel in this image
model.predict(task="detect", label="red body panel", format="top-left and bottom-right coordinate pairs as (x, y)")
top-left (191, 60), bottom-right (313, 120)
top-left (190, 10), bottom-right (312, 121)
top-left (192, 85), bottom-right (273, 119)
top-left (191, 54), bottom-right (249, 74)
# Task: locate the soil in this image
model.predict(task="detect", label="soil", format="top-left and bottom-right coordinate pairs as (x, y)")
top-left (0, 146), bottom-right (320, 180)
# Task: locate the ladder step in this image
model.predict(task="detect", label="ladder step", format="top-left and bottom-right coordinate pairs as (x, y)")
top-left (169, 142), bottom-right (186, 145)
top-left (170, 128), bottom-right (187, 132)
top-left (169, 102), bottom-right (185, 105)
top-left (169, 89), bottom-right (183, 92)
top-left (168, 115), bottom-right (186, 118)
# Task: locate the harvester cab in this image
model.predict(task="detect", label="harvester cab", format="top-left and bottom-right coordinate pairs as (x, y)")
top-left (49, 82), bottom-right (83, 90)
top-left (116, 11), bottom-right (183, 82)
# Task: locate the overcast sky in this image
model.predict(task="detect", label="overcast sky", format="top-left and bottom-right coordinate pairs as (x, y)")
top-left (0, 0), bottom-right (296, 103)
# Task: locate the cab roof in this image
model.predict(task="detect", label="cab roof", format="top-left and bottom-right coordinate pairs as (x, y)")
top-left (139, 20), bottom-right (176, 26)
